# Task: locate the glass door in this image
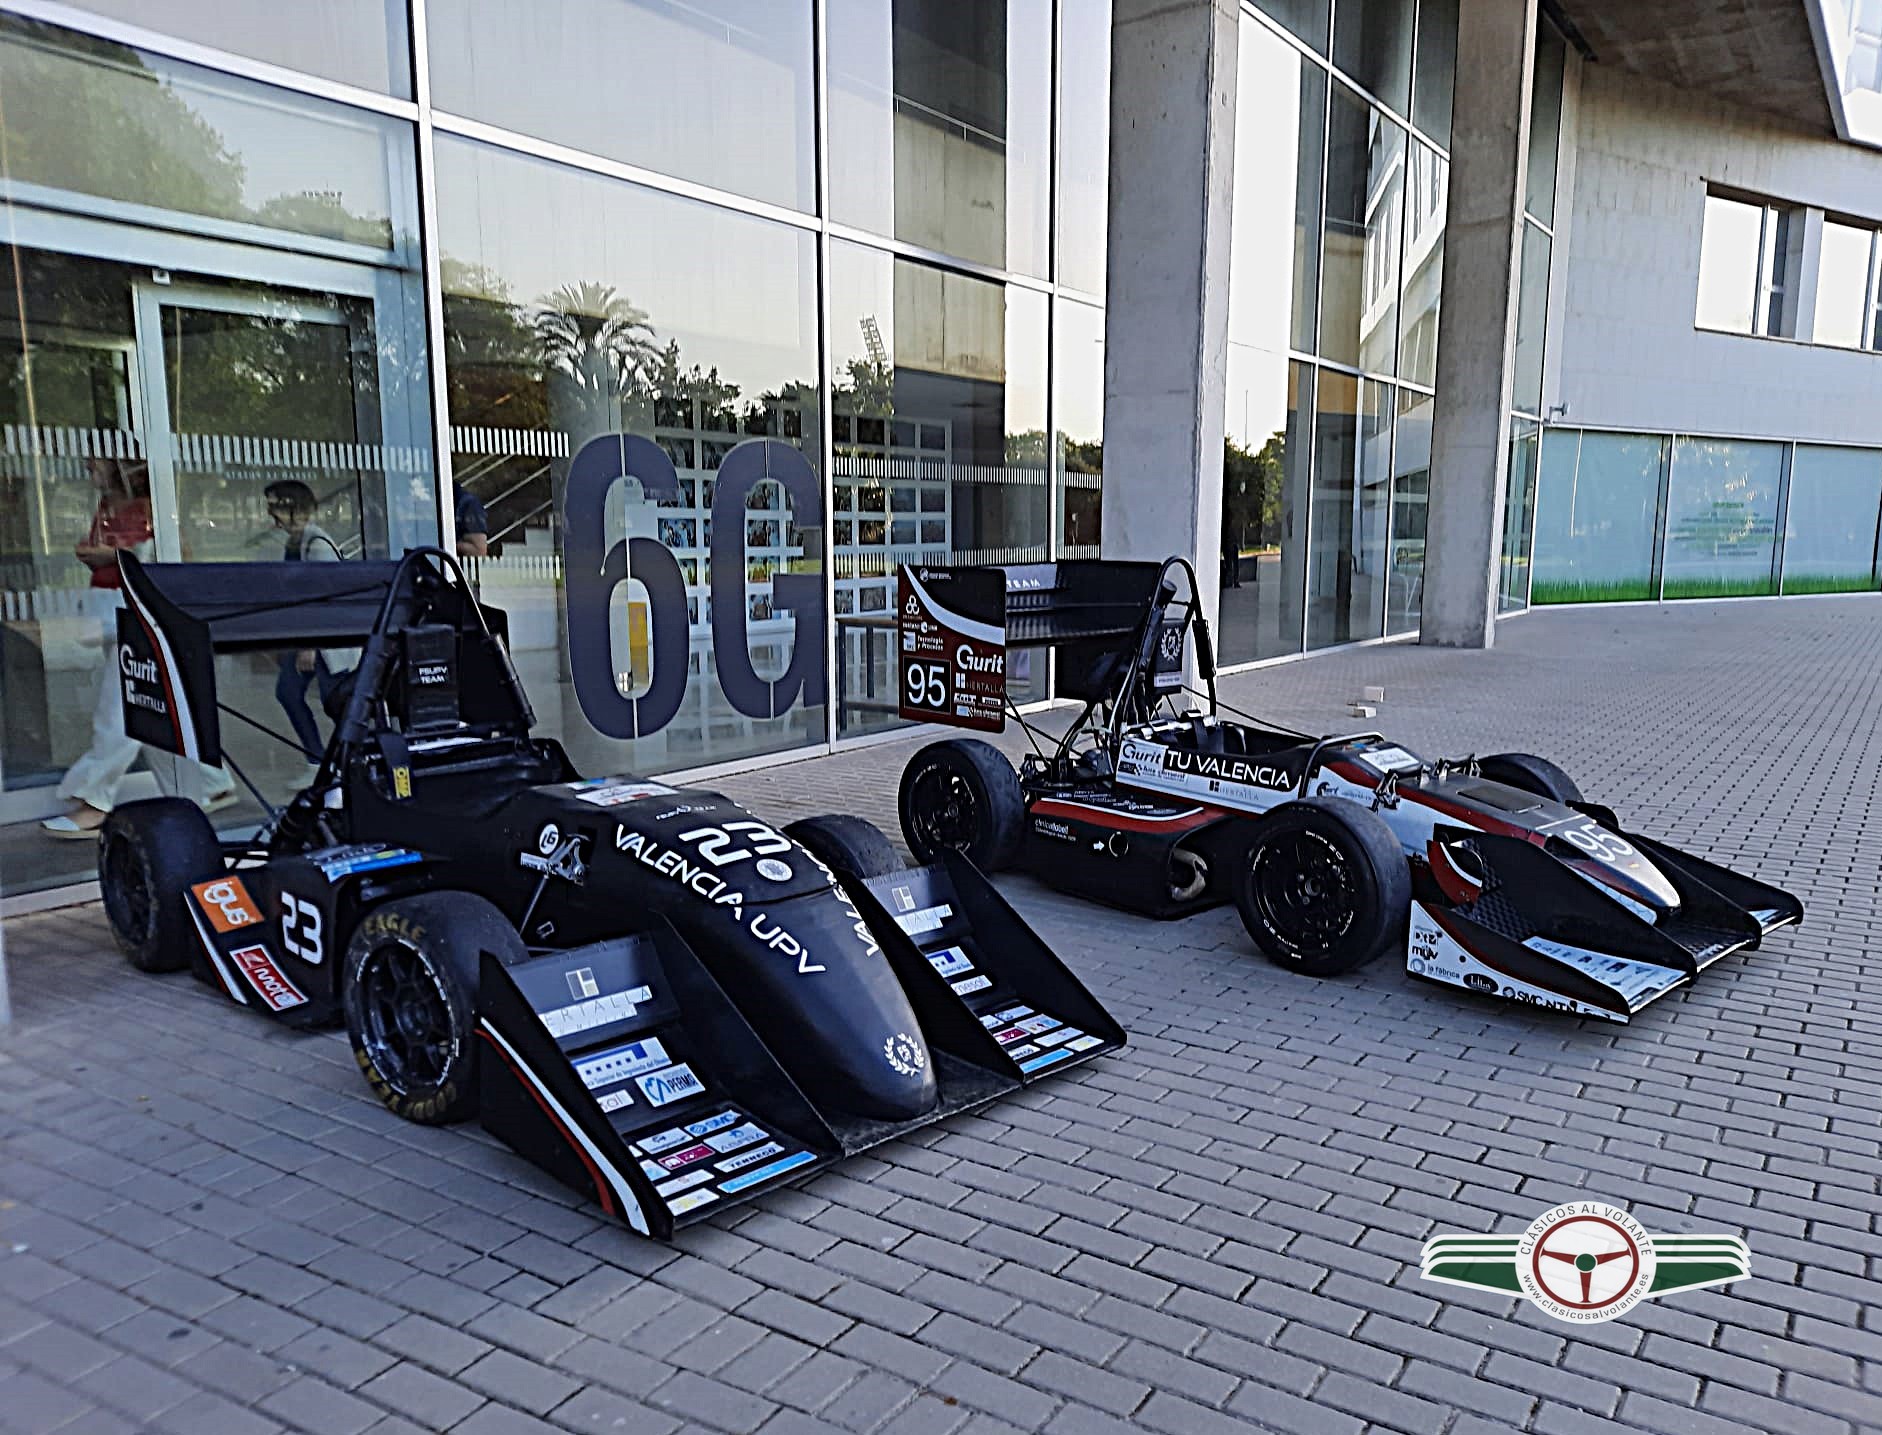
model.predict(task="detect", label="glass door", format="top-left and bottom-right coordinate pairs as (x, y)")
top-left (133, 281), bottom-right (383, 564)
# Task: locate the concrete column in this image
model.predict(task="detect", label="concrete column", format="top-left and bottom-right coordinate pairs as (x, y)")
top-left (1100, 0), bottom-right (1239, 628)
top-left (1788, 208), bottom-right (1825, 342)
top-left (1421, 0), bottom-right (1538, 647)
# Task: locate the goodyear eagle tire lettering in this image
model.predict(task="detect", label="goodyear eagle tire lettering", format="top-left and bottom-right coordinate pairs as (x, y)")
top-left (342, 892), bottom-right (524, 1126)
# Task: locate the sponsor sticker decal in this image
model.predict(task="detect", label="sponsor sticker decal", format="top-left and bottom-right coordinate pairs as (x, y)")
top-left (655, 1168), bottom-right (715, 1198)
top-left (667, 1188), bottom-right (720, 1215)
top-left (715, 1141), bottom-right (786, 1174)
top-left (894, 903), bottom-right (953, 936)
top-left (193, 876), bottom-right (263, 933)
top-left (926, 946), bottom-right (973, 978)
top-left (229, 944), bottom-right (307, 1011)
top-left (755, 858), bottom-right (793, 883)
top-left (641, 1126), bottom-right (694, 1153)
top-left (596, 1090), bottom-right (634, 1114)
top-left (658, 1143), bottom-right (716, 1171)
top-left (717, 1149), bottom-right (817, 1194)
top-left (1018, 1049), bottom-right (1072, 1074)
top-left (705, 1123), bottom-right (768, 1154)
top-left (1005, 1043), bottom-right (1040, 1059)
top-left (572, 1038), bottom-right (672, 1091)
top-left (569, 777), bottom-right (678, 806)
top-left (950, 974), bottom-right (993, 996)
top-left (636, 1064), bottom-right (706, 1107)
top-left (1065, 1034), bottom-right (1104, 1053)
top-left (1035, 1026), bottom-right (1082, 1047)
top-left (1421, 1199), bottom-right (1749, 1324)
top-left (686, 1110), bottom-right (742, 1137)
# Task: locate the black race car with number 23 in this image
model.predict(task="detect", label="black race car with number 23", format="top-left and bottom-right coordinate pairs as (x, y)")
top-left (892, 557), bottom-right (1800, 1023)
top-left (94, 548), bottom-right (1123, 1238)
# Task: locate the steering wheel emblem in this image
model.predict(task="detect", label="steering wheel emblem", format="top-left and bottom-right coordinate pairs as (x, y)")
top-left (1519, 1203), bottom-right (1657, 1320)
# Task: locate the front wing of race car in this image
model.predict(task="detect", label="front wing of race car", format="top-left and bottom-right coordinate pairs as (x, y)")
top-left (1408, 829), bottom-right (1802, 1022)
top-left (477, 852), bottom-right (1125, 1238)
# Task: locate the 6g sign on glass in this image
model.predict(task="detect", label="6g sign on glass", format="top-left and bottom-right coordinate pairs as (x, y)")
top-left (564, 434), bottom-right (823, 742)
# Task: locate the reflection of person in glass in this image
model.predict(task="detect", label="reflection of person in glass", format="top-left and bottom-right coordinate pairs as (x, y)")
top-left (42, 459), bottom-right (237, 838)
top-left (454, 482), bottom-right (490, 557)
top-left (266, 481), bottom-right (350, 764)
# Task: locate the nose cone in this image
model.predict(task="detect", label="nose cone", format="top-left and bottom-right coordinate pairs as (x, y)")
top-left (846, 1028), bottom-right (939, 1121)
top-left (1570, 851), bottom-right (1680, 920)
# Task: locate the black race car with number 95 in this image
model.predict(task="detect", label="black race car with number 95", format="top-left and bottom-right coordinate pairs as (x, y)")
top-left (892, 557), bottom-right (1801, 1023)
top-left (94, 548), bottom-right (1123, 1239)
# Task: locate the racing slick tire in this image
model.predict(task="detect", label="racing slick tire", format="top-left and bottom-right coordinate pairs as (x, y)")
top-left (1234, 798), bottom-right (1411, 978)
top-left (343, 892), bottom-right (524, 1126)
top-left (1478, 751), bottom-right (1582, 805)
top-left (785, 814), bottom-right (903, 881)
top-left (98, 798), bottom-right (225, 974)
top-left (899, 738), bottom-right (1024, 871)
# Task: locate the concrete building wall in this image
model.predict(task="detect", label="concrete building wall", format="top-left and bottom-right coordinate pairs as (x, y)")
top-left (1554, 62), bottom-right (1882, 443)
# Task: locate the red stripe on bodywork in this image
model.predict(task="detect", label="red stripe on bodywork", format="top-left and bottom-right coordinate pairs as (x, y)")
top-left (477, 1030), bottom-right (616, 1217)
top-left (1030, 798), bottom-right (1226, 834)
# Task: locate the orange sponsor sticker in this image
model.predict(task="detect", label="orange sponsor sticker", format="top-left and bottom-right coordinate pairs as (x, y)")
top-left (192, 876), bottom-right (262, 933)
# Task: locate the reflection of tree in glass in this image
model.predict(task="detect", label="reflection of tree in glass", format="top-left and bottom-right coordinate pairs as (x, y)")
top-left (533, 282), bottom-right (662, 407)
top-left (0, 17), bottom-right (390, 247)
top-left (1223, 433), bottom-right (1285, 558)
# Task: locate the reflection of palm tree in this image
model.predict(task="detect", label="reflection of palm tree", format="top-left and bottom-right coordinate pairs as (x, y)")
top-left (532, 282), bottom-right (661, 401)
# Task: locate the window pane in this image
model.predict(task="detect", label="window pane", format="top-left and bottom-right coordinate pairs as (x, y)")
top-left (1815, 223), bottom-right (1874, 349)
top-left (436, 137), bottom-right (825, 773)
top-left (1500, 417), bottom-right (1539, 611)
top-left (1386, 388), bottom-right (1431, 634)
top-left (0, 17), bottom-right (406, 249)
top-left (830, 243), bottom-right (1050, 733)
top-left (1663, 437), bottom-right (1782, 597)
top-left (1321, 89), bottom-right (1405, 372)
top-left (829, 0), bottom-right (1052, 277)
top-left (1333, 0), bottom-right (1414, 115)
top-left (1055, 297), bottom-right (1105, 562)
top-left (1222, 356), bottom-right (1311, 664)
top-left (1512, 223), bottom-right (1551, 414)
top-left (1231, 19), bottom-right (1325, 360)
top-left (1696, 195), bottom-right (1762, 333)
top-left (1251, 0), bottom-right (1329, 54)
top-left (1782, 445), bottom-right (1882, 594)
top-left (67, 0), bottom-right (410, 96)
top-left (1524, 23), bottom-right (1566, 224)
top-left (1398, 142), bottom-right (1448, 385)
top-left (1411, 0), bottom-right (1458, 146)
top-left (1531, 430), bottom-right (1664, 602)
top-left (428, 0), bottom-right (815, 213)
top-left (1058, 0), bottom-right (1111, 297)
top-left (1307, 373), bottom-right (1390, 646)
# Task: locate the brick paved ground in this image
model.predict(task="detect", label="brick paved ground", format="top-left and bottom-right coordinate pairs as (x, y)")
top-left (3, 596), bottom-right (1880, 1435)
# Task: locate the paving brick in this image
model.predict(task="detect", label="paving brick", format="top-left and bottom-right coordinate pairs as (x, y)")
top-left (7, 601), bottom-right (1880, 1435)
top-left (358, 1360), bottom-right (487, 1429)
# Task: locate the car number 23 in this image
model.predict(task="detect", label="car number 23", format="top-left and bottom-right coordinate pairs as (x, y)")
top-left (677, 820), bottom-right (792, 868)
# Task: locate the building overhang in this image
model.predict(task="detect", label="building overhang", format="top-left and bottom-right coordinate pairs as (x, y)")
top-left (1550, 0), bottom-right (1848, 139)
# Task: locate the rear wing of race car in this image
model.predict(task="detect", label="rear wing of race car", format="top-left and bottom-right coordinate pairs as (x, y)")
top-left (475, 853), bottom-right (1125, 1238)
top-left (897, 559), bottom-right (1193, 731)
top-left (115, 549), bottom-right (523, 767)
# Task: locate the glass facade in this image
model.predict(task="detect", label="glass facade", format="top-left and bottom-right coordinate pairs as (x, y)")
top-left (1533, 429), bottom-right (1882, 603)
top-left (1223, 3), bottom-right (1455, 663)
top-left (0, 2), bottom-right (1113, 897)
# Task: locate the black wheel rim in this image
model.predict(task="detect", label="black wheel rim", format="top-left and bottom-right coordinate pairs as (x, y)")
top-left (356, 941), bottom-right (456, 1096)
top-left (908, 765), bottom-right (983, 857)
top-left (101, 831), bottom-right (155, 947)
top-left (1251, 831), bottom-right (1358, 955)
